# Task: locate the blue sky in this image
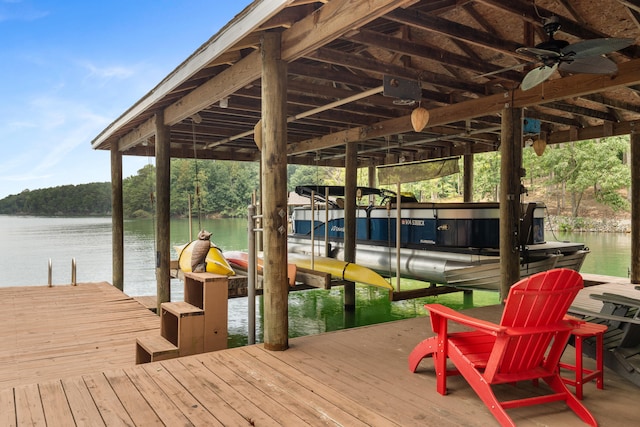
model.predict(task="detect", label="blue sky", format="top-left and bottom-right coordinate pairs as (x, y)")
top-left (0, 0), bottom-right (251, 199)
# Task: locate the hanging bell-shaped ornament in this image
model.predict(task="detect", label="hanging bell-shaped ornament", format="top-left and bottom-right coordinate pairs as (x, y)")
top-left (533, 138), bottom-right (546, 156)
top-left (411, 107), bottom-right (430, 132)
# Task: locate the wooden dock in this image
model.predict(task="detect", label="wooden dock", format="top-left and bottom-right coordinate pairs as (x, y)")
top-left (1, 279), bottom-right (639, 426)
top-left (0, 282), bottom-right (160, 390)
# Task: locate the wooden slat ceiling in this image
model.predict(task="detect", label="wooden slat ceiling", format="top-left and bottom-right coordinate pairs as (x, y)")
top-left (91, 0), bottom-right (640, 168)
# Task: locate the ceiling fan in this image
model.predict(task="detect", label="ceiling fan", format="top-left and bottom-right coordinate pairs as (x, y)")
top-left (516, 15), bottom-right (634, 91)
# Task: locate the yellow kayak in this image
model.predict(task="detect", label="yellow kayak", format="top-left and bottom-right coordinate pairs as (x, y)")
top-left (288, 253), bottom-right (393, 291)
top-left (174, 242), bottom-right (235, 276)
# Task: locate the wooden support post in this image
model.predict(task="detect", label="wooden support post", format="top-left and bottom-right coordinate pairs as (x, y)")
top-left (343, 141), bottom-right (357, 310)
top-left (110, 143), bottom-right (124, 291)
top-left (463, 289), bottom-right (473, 307)
top-left (261, 31), bottom-right (289, 351)
top-left (631, 129), bottom-right (640, 283)
top-left (156, 112), bottom-right (171, 312)
top-left (463, 146), bottom-right (474, 203)
top-left (499, 104), bottom-right (523, 299)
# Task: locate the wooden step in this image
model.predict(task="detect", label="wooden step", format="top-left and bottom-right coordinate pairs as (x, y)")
top-left (183, 273), bottom-right (230, 352)
top-left (160, 301), bottom-right (205, 317)
top-left (135, 335), bottom-right (179, 364)
top-left (160, 301), bottom-right (205, 356)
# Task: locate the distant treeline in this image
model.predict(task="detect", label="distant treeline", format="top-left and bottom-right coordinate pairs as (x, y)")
top-left (0, 159), bottom-right (261, 218)
top-left (0, 136), bottom-right (631, 218)
top-left (0, 183), bottom-right (112, 216)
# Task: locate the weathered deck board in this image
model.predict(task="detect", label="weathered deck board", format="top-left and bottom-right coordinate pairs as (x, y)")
top-left (571, 280), bottom-right (640, 312)
top-left (2, 279), bottom-right (640, 426)
top-left (39, 380), bottom-right (75, 425)
top-left (0, 282), bottom-right (160, 389)
top-left (102, 369), bottom-right (164, 426)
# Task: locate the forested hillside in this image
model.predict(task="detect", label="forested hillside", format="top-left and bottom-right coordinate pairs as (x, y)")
top-left (0, 136), bottom-right (631, 219)
top-left (0, 183), bottom-right (112, 216)
top-left (0, 159), bottom-right (261, 218)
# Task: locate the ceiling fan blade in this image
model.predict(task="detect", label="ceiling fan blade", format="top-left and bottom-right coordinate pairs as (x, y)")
top-left (521, 63), bottom-right (558, 91)
top-left (562, 38), bottom-right (634, 59)
top-left (559, 56), bottom-right (618, 74)
top-left (473, 61), bottom-right (533, 79)
top-left (516, 46), bottom-right (561, 59)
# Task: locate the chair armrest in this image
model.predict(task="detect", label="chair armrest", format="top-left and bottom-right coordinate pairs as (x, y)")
top-left (568, 306), bottom-right (640, 325)
top-left (590, 292), bottom-right (640, 308)
top-left (425, 303), bottom-right (506, 335)
top-left (506, 322), bottom-right (573, 336)
top-left (564, 314), bottom-right (586, 326)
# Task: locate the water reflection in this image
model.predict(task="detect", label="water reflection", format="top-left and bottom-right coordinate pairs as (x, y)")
top-left (0, 215), bottom-right (630, 347)
top-left (557, 231), bottom-right (631, 278)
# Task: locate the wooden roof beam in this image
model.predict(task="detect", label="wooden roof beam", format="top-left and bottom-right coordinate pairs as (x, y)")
top-left (164, 0), bottom-right (417, 127)
top-left (548, 121), bottom-right (637, 144)
top-left (615, 0), bottom-right (640, 14)
top-left (309, 47), bottom-right (486, 94)
top-left (384, 8), bottom-right (527, 60)
top-left (542, 101), bottom-right (619, 122)
top-left (525, 109), bottom-right (584, 128)
top-left (476, 0), bottom-right (637, 58)
top-left (288, 57), bottom-right (640, 154)
top-left (117, 116), bottom-right (157, 151)
top-left (98, 0), bottom-right (418, 150)
top-left (289, 62), bottom-right (454, 105)
top-left (92, 0), bottom-right (293, 150)
top-left (344, 28), bottom-right (522, 82)
top-left (580, 93), bottom-right (640, 114)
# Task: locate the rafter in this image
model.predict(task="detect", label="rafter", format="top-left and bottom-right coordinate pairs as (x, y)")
top-left (542, 101), bottom-right (619, 122)
top-left (581, 93), bottom-right (640, 114)
top-left (617, 0), bottom-right (640, 13)
top-left (344, 28), bottom-right (522, 82)
top-left (288, 57), bottom-right (640, 154)
top-left (93, 0), bottom-right (640, 168)
top-left (309, 47), bottom-right (487, 94)
top-left (384, 8), bottom-right (527, 60)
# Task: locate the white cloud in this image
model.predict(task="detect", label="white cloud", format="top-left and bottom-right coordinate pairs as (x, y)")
top-left (0, 91), bottom-right (116, 197)
top-left (0, 1), bottom-right (48, 22)
top-left (79, 60), bottom-right (136, 86)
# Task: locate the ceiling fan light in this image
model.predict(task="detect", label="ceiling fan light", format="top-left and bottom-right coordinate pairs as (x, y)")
top-left (533, 138), bottom-right (547, 156)
top-left (411, 107), bottom-right (430, 132)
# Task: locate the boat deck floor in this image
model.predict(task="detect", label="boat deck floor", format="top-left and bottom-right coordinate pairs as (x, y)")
top-left (1, 278), bottom-right (639, 426)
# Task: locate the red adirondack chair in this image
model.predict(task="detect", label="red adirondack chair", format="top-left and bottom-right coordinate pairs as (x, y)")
top-left (408, 268), bottom-right (597, 427)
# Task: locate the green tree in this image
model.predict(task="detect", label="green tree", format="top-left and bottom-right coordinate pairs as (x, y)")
top-left (538, 137), bottom-right (630, 216)
top-left (169, 159), bottom-right (209, 217)
top-left (0, 184), bottom-right (112, 216)
top-left (473, 152), bottom-right (501, 201)
top-left (288, 165), bottom-right (341, 191)
top-left (123, 164), bottom-right (156, 218)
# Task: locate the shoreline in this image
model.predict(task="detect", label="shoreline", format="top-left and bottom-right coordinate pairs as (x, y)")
top-left (547, 215), bottom-right (632, 233)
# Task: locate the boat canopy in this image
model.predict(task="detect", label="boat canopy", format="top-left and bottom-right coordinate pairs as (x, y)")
top-left (294, 185), bottom-right (418, 206)
top-left (295, 185), bottom-right (387, 198)
top-left (377, 157), bottom-right (460, 184)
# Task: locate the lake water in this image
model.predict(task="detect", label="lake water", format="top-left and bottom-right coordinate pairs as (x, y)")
top-left (0, 215), bottom-right (630, 346)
